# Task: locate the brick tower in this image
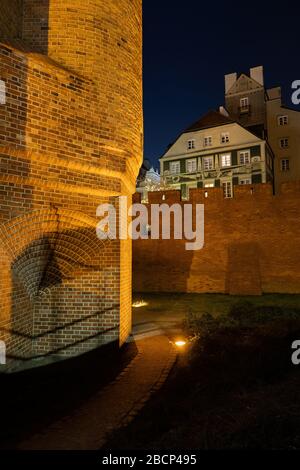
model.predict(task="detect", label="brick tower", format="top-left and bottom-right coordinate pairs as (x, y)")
top-left (0, 0), bottom-right (143, 369)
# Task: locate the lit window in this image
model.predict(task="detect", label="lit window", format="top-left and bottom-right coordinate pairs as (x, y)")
top-left (280, 138), bottom-right (289, 149)
top-left (170, 161), bottom-right (181, 174)
top-left (186, 159), bottom-right (197, 173)
top-left (281, 159), bottom-right (290, 171)
top-left (240, 97), bottom-right (249, 112)
top-left (223, 181), bottom-right (233, 198)
top-left (0, 80), bottom-right (6, 105)
top-left (204, 182), bottom-right (215, 188)
top-left (240, 178), bottom-right (251, 185)
top-left (221, 132), bottom-right (230, 144)
top-left (278, 115), bottom-right (288, 126)
top-left (221, 154), bottom-right (231, 167)
top-left (239, 150), bottom-right (251, 165)
top-left (203, 156), bottom-right (214, 171)
top-left (204, 136), bottom-right (212, 147)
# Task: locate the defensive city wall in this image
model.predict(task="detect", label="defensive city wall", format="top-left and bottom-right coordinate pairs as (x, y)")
top-left (133, 182), bottom-right (300, 296)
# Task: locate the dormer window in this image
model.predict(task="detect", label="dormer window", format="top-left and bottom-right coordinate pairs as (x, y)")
top-left (221, 132), bottom-right (230, 144)
top-left (0, 80), bottom-right (6, 105)
top-left (204, 136), bottom-right (212, 147)
top-left (187, 139), bottom-right (195, 150)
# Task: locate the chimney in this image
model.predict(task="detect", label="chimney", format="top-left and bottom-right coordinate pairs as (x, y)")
top-left (219, 106), bottom-right (229, 117)
top-left (250, 66), bottom-right (264, 86)
top-left (267, 87), bottom-right (282, 101)
top-left (225, 72), bottom-right (237, 94)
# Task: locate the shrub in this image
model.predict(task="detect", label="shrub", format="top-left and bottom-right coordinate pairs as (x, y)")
top-left (186, 301), bottom-right (300, 338)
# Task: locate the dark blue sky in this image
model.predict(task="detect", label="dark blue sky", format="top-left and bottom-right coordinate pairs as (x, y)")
top-left (143, 0), bottom-right (300, 168)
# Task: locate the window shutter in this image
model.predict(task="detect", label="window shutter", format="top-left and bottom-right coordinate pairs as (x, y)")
top-left (231, 151), bottom-right (238, 166)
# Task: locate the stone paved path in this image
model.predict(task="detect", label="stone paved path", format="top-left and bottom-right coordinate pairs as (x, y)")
top-left (18, 335), bottom-right (177, 450)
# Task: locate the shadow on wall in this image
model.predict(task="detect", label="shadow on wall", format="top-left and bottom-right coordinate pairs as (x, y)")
top-left (0, 221), bottom-right (119, 368)
top-left (133, 238), bottom-right (194, 293)
top-left (22, 0), bottom-right (50, 54)
top-left (226, 241), bottom-right (262, 296)
top-left (0, 0), bottom-right (50, 52)
top-left (0, 1), bottom-right (24, 45)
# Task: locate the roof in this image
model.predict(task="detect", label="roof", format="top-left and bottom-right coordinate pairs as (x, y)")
top-left (183, 110), bottom-right (235, 133)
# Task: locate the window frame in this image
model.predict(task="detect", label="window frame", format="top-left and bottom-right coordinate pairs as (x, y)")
top-left (186, 158), bottom-right (197, 174)
top-left (204, 182), bottom-right (215, 188)
top-left (240, 178), bottom-right (252, 185)
top-left (240, 97), bottom-right (249, 110)
top-left (203, 156), bottom-right (214, 171)
top-left (281, 159), bottom-right (290, 172)
top-left (239, 149), bottom-right (251, 165)
top-left (170, 161), bottom-right (181, 175)
top-left (187, 139), bottom-right (195, 150)
top-left (220, 153), bottom-right (232, 168)
top-left (203, 136), bottom-right (212, 147)
top-left (278, 115), bottom-right (289, 126)
top-left (221, 132), bottom-right (230, 144)
top-left (222, 181), bottom-right (233, 199)
top-left (279, 138), bottom-right (289, 149)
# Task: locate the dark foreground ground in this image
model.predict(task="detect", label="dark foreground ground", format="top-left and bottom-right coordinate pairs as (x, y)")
top-left (0, 341), bottom-right (137, 449)
top-left (106, 295), bottom-right (300, 450)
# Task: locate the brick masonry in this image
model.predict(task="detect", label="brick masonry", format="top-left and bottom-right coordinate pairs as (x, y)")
top-left (133, 182), bottom-right (300, 295)
top-left (0, 0), bottom-right (143, 368)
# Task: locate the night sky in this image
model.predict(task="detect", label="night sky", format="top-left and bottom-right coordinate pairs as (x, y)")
top-left (143, 0), bottom-right (300, 168)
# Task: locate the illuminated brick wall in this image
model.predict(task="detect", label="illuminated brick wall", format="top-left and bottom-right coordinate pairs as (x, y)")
top-left (0, 0), bottom-right (143, 368)
top-left (133, 182), bottom-right (300, 295)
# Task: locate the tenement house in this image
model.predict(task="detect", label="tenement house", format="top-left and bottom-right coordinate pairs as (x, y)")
top-left (160, 109), bottom-right (274, 199)
top-left (160, 65), bottom-right (300, 197)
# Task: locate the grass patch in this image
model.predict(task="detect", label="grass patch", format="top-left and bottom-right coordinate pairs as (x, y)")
top-left (106, 295), bottom-right (300, 450)
top-left (133, 292), bottom-right (300, 318)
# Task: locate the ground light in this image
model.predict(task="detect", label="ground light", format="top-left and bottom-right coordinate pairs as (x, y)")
top-left (132, 300), bottom-right (148, 308)
top-left (175, 340), bottom-right (187, 348)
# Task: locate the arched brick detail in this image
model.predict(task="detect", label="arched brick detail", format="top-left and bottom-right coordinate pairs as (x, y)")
top-left (0, 208), bottom-right (106, 298)
top-left (0, 208), bottom-right (116, 361)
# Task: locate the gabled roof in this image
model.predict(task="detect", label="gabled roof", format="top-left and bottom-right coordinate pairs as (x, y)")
top-left (226, 73), bottom-right (264, 95)
top-left (183, 110), bottom-right (235, 133)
